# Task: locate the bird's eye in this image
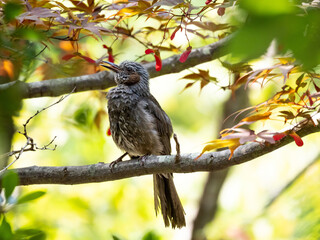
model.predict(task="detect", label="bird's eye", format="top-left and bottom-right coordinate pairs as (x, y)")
top-left (126, 67), bottom-right (134, 73)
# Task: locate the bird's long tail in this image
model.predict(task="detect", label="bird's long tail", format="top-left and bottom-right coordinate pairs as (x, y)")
top-left (153, 173), bottom-right (186, 228)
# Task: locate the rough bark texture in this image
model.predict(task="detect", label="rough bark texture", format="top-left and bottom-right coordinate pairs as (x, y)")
top-left (0, 36), bottom-right (230, 99)
top-left (14, 122), bottom-right (320, 186)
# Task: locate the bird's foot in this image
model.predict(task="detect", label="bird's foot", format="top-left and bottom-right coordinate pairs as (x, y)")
top-left (109, 152), bottom-right (128, 169)
top-left (173, 133), bottom-right (181, 163)
top-left (109, 158), bottom-right (122, 169)
top-left (131, 155), bottom-right (148, 166)
top-left (138, 155), bottom-right (148, 166)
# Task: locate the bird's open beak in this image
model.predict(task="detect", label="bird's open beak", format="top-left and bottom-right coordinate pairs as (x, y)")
top-left (100, 61), bottom-right (120, 73)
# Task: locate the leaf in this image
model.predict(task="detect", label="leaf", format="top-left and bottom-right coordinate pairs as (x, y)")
top-left (2, 170), bottom-right (19, 199)
top-left (152, 0), bottom-right (184, 6)
top-left (0, 60), bottom-right (14, 80)
top-left (14, 229), bottom-right (46, 240)
top-left (3, 2), bottom-right (24, 22)
top-left (200, 79), bottom-right (209, 90)
top-left (240, 0), bottom-right (295, 16)
top-left (179, 46), bottom-right (192, 63)
top-left (240, 111), bottom-right (272, 123)
top-left (62, 54), bottom-right (76, 61)
top-left (181, 82), bottom-right (195, 92)
top-left (190, 21), bottom-right (229, 32)
top-left (295, 73), bottom-right (305, 86)
top-left (306, 90), bottom-right (314, 106)
top-left (181, 73), bottom-right (201, 80)
top-left (257, 130), bottom-right (276, 144)
top-left (17, 191), bottom-right (46, 204)
top-left (221, 128), bottom-right (257, 144)
top-left (88, 0), bottom-right (94, 7)
top-left (195, 138), bottom-right (240, 160)
top-left (313, 82), bottom-right (320, 92)
top-left (79, 55), bottom-right (96, 64)
top-left (279, 110), bottom-right (296, 120)
top-left (142, 230), bottom-right (161, 240)
top-left (277, 57), bottom-right (296, 65)
top-left (70, 0), bottom-right (91, 12)
top-left (0, 216), bottom-right (13, 240)
top-left (289, 132), bottom-right (303, 147)
top-left (112, 235), bottom-right (124, 240)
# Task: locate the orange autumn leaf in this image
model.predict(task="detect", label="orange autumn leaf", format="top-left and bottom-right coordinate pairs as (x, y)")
top-left (59, 41), bottom-right (74, 52)
top-left (195, 138), bottom-right (240, 160)
top-left (241, 111), bottom-right (272, 123)
top-left (1, 60), bottom-right (14, 80)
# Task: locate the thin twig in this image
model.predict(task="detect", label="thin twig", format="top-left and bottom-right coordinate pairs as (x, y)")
top-left (0, 87), bottom-right (75, 175)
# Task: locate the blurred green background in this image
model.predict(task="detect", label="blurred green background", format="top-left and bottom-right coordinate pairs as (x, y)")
top-left (1, 0), bottom-right (320, 239)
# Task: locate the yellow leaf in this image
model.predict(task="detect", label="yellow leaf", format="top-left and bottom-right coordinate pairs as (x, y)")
top-left (195, 138), bottom-right (240, 160)
top-left (0, 60), bottom-right (14, 80)
top-left (59, 41), bottom-right (74, 52)
top-left (277, 57), bottom-right (295, 65)
top-left (51, 29), bottom-right (70, 38)
top-left (241, 111), bottom-right (271, 123)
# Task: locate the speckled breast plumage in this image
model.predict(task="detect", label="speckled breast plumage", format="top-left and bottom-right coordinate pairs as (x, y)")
top-left (107, 85), bottom-right (163, 156)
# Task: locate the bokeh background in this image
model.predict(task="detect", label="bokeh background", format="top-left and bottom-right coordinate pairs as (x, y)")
top-left (2, 0), bottom-right (320, 239)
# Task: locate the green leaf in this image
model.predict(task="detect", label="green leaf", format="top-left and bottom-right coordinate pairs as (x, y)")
top-left (14, 229), bottom-right (46, 240)
top-left (3, 2), bottom-right (23, 22)
top-left (240, 0), bottom-right (295, 16)
top-left (112, 235), bottom-right (124, 240)
top-left (228, 18), bottom-right (274, 61)
top-left (17, 191), bottom-right (46, 204)
top-left (142, 231), bottom-right (161, 240)
top-left (2, 170), bottom-right (19, 199)
top-left (13, 28), bottom-right (46, 42)
top-left (0, 216), bottom-right (13, 240)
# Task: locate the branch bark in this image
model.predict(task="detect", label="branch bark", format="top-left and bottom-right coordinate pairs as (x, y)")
top-left (15, 123), bottom-right (320, 186)
top-left (0, 36), bottom-right (230, 99)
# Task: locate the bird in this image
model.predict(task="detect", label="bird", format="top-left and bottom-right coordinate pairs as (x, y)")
top-left (101, 60), bottom-right (186, 228)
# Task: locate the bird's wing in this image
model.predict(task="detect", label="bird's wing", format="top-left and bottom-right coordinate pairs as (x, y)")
top-left (142, 94), bottom-right (173, 155)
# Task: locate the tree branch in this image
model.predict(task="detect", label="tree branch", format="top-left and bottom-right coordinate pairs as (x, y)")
top-left (15, 123), bottom-right (320, 186)
top-left (0, 36), bottom-right (230, 99)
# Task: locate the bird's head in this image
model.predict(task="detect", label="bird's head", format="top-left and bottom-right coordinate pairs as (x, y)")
top-left (101, 61), bottom-right (150, 91)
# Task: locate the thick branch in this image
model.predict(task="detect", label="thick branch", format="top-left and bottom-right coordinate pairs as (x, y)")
top-left (15, 123), bottom-right (320, 186)
top-left (0, 36), bottom-right (230, 99)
